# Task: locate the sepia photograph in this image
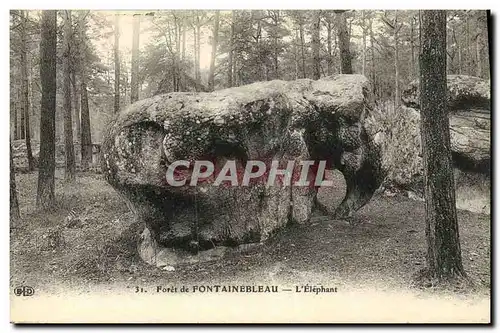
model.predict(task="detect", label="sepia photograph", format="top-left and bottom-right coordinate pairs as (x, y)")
top-left (9, 7), bottom-right (491, 323)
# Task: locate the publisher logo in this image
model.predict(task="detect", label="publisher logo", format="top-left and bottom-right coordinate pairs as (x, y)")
top-left (13, 286), bottom-right (35, 297)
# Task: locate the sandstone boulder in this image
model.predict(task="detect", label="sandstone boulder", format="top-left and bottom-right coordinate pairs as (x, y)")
top-left (101, 75), bottom-right (385, 267)
top-left (369, 75), bottom-right (490, 213)
top-left (401, 75), bottom-right (490, 174)
top-left (401, 75), bottom-right (490, 110)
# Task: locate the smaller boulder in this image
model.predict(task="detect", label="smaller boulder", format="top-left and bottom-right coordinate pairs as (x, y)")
top-left (401, 75), bottom-right (490, 110)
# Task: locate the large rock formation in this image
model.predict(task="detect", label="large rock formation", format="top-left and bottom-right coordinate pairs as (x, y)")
top-left (401, 75), bottom-right (490, 111)
top-left (401, 74), bottom-right (491, 174)
top-left (369, 75), bottom-right (490, 213)
top-left (101, 75), bottom-right (385, 267)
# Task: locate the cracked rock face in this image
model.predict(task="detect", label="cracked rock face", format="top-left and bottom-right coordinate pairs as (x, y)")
top-left (101, 75), bottom-right (385, 267)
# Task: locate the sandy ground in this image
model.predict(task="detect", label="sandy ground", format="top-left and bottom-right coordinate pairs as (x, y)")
top-left (10, 170), bottom-right (491, 323)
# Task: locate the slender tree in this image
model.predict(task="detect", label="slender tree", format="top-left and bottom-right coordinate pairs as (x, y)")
top-left (194, 14), bottom-right (201, 86)
top-left (298, 15), bottom-right (306, 78)
top-left (293, 27), bottom-right (299, 79)
top-left (369, 16), bottom-right (376, 89)
top-left (130, 13), bottom-right (141, 103)
top-left (486, 10), bottom-right (491, 78)
top-left (19, 83), bottom-right (25, 140)
top-left (20, 10), bottom-right (34, 171)
top-left (475, 12), bottom-right (483, 77)
top-left (37, 10), bottom-right (57, 209)
top-left (180, 13), bottom-right (186, 90)
top-left (10, 142), bottom-right (20, 220)
top-left (361, 10), bottom-right (367, 76)
top-left (381, 10), bottom-right (402, 105)
top-left (410, 14), bottom-right (416, 78)
top-left (114, 13), bottom-right (120, 113)
top-left (270, 10), bottom-right (280, 79)
top-left (419, 10), bottom-right (465, 280)
top-left (13, 87), bottom-right (18, 140)
top-left (181, 15), bottom-right (186, 61)
top-left (227, 11), bottom-right (235, 87)
top-left (208, 11), bottom-right (220, 91)
top-left (457, 25), bottom-right (463, 75)
top-left (78, 11), bottom-right (92, 170)
top-left (335, 10), bottom-right (353, 74)
top-left (173, 13), bottom-right (180, 91)
top-left (325, 12), bottom-right (334, 76)
top-left (394, 11), bottom-right (400, 106)
top-left (312, 10), bottom-right (321, 80)
top-left (62, 10), bottom-right (75, 181)
top-left (465, 12), bottom-right (471, 75)
top-left (71, 69), bottom-right (81, 143)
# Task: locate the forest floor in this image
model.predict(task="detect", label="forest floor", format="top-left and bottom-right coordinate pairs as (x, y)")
top-left (10, 169), bottom-right (491, 323)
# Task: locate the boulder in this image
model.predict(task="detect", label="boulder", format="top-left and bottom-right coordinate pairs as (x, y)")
top-left (401, 75), bottom-right (490, 110)
top-left (400, 75), bottom-right (491, 174)
top-left (101, 75), bottom-right (385, 267)
top-left (449, 109), bottom-right (490, 172)
top-left (370, 75), bottom-right (490, 212)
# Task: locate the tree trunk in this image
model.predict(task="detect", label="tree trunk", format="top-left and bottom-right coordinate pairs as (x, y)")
top-left (326, 15), bottom-right (333, 76)
top-left (130, 14), bottom-right (140, 103)
top-left (273, 10), bottom-right (280, 80)
top-left (10, 142), bottom-right (20, 220)
top-left (369, 17), bottom-right (375, 84)
top-left (486, 10), bottom-right (491, 79)
top-left (193, 25), bottom-right (198, 86)
top-left (458, 37), bottom-right (462, 75)
top-left (11, 11), bottom-right (18, 140)
top-left (476, 19), bottom-right (482, 78)
top-left (179, 16), bottom-right (185, 91)
top-left (19, 84), bottom-right (25, 140)
top-left (63, 10), bottom-right (75, 181)
top-left (208, 11), bottom-right (220, 91)
top-left (252, 12), bottom-right (264, 82)
top-left (114, 13), bottom-right (120, 113)
top-left (181, 18), bottom-right (186, 61)
top-left (80, 76), bottom-right (92, 170)
top-left (227, 11), bottom-right (235, 88)
top-left (71, 70), bottom-right (81, 144)
top-left (410, 14), bottom-right (416, 78)
top-left (336, 11), bottom-right (353, 74)
top-left (420, 10), bottom-right (465, 280)
top-left (361, 10), bottom-right (367, 76)
top-left (13, 88), bottom-right (18, 140)
top-left (299, 19), bottom-right (306, 79)
top-left (167, 20), bottom-right (177, 92)
top-left (37, 10), bottom-right (57, 209)
top-left (195, 17), bottom-right (201, 86)
top-left (20, 10), bottom-right (34, 171)
top-left (233, 55), bottom-right (239, 86)
top-left (465, 13), bottom-right (471, 75)
top-left (10, 86), bottom-right (16, 140)
top-left (394, 11), bottom-right (400, 106)
top-left (312, 10), bottom-right (321, 80)
top-left (174, 15), bottom-right (180, 92)
top-left (294, 28), bottom-right (299, 79)
top-left (79, 11), bottom-right (92, 170)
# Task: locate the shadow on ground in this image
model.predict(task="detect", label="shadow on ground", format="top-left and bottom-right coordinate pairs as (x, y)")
top-left (10, 170), bottom-right (490, 298)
